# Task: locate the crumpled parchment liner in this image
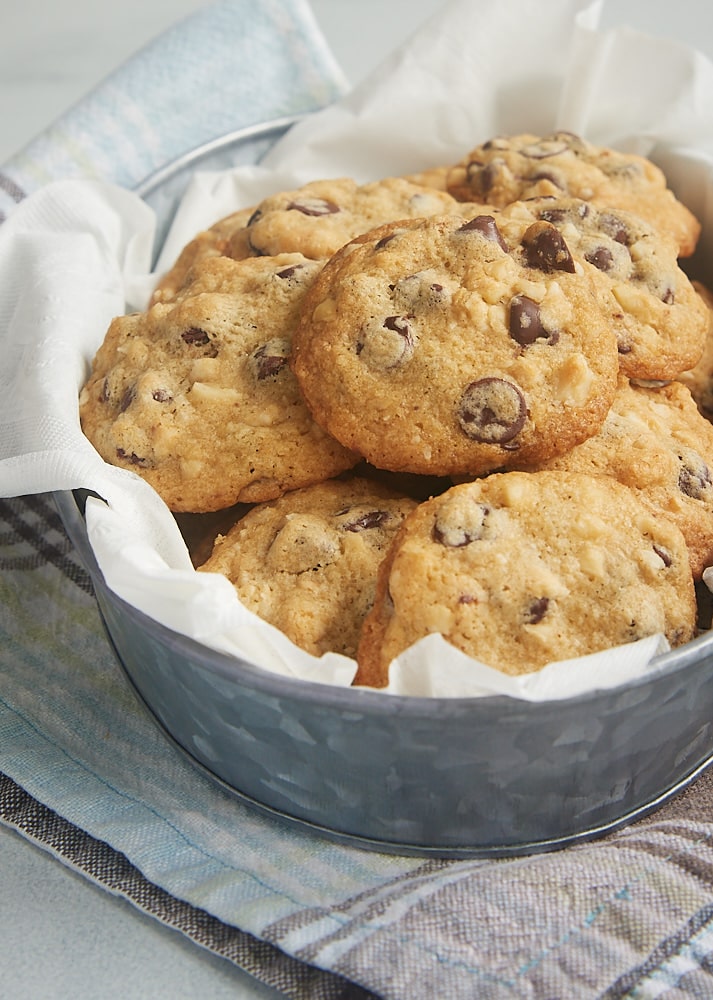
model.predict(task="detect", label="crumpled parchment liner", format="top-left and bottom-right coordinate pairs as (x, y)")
top-left (3, 0), bottom-right (713, 698)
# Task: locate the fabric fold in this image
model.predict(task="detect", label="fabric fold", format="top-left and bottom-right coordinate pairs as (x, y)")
top-left (5, 2), bottom-right (713, 999)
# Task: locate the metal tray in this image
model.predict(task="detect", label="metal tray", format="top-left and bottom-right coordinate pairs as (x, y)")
top-left (55, 118), bottom-right (713, 858)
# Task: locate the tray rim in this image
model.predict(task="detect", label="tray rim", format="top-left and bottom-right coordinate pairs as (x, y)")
top-left (52, 118), bottom-right (713, 857)
top-left (60, 111), bottom-right (713, 711)
top-left (53, 485), bottom-right (713, 717)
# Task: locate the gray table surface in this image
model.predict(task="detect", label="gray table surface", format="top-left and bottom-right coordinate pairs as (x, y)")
top-left (2, 1), bottom-right (713, 997)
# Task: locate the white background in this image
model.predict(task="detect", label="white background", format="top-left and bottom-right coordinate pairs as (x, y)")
top-left (2, 2), bottom-right (713, 998)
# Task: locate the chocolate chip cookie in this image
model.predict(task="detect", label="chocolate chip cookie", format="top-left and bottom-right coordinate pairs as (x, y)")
top-left (518, 376), bottom-right (713, 579)
top-left (227, 175), bottom-right (467, 260)
top-left (497, 197), bottom-right (708, 380)
top-left (446, 131), bottom-right (700, 257)
top-left (291, 213), bottom-right (619, 477)
top-left (355, 471), bottom-right (696, 686)
top-left (151, 206), bottom-right (255, 304)
top-left (80, 254), bottom-right (358, 512)
top-left (198, 476), bottom-right (418, 658)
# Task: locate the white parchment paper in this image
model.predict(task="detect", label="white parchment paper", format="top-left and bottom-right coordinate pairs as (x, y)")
top-left (2, 0), bottom-right (713, 698)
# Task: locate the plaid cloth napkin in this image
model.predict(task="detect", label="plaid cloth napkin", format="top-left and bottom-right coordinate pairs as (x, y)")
top-left (5, 2), bottom-right (713, 998)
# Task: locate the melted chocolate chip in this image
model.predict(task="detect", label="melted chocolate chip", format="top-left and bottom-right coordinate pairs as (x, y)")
top-left (521, 138), bottom-right (570, 158)
top-left (342, 510), bottom-right (392, 532)
top-left (383, 315), bottom-right (413, 341)
top-left (152, 388), bottom-right (172, 403)
top-left (458, 215), bottom-right (508, 250)
top-left (526, 597), bottom-right (550, 624)
top-left (433, 502), bottom-right (490, 547)
top-left (653, 545), bottom-right (673, 568)
top-left (287, 197), bottom-right (340, 217)
top-left (457, 378), bottom-right (527, 444)
top-left (99, 378), bottom-right (110, 404)
top-left (539, 208), bottom-right (567, 224)
top-left (678, 455), bottom-right (712, 499)
top-left (508, 295), bottom-right (554, 345)
top-left (357, 316), bottom-right (415, 370)
top-left (119, 385), bottom-right (136, 412)
top-left (247, 208), bottom-right (263, 226)
top-left (252, 339), bottom-right (290, 380)
top-left (275, 264), bottom-right (305, 280)
top-left (539, 202), bottom-right (589, 226)
top-left (598, 213), bottom-right (631, 245)
top-left (522, 222), bottom-right (575, 273)
top-left (246, 234), bottom-right (268, 257)
top-left (181, 328), bottom-right (211, 346)
top-left (469, 161), bottom-right (499, 198)
top-left (374, 233), bottom-right (397, 250)
top-left (584, 246), bottom-right (614, 272)
top-left (529, 169), bottom-right (565, 189)
top-left (116, 448), bottom-right (149, 467)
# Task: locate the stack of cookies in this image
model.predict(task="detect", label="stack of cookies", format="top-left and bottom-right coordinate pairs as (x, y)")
top-left (79, 130), bottom-right (713, 688)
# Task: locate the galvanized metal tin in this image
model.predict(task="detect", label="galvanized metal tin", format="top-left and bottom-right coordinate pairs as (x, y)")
top-left (55, 119), bottom-right (713, 857)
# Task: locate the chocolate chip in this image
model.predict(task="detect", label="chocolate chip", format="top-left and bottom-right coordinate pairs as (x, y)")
top-left (678, 454), bottom-right (712, 499)
top-left (551, 130), bottom-right (586, 149)
top-left (508, 295), bottom-right (553, 345)
top-left (662, 286), bottom-right (675, 304)
top-left (521, 136), bottom-right (573, 158)
top-left (457, 378), bottom-right (527, 444)
top-left (468, 160), bottom-right (500, 198)
top-left (526, 597), bottom-right (550, 624)
top-left (433, 502), bottom-right (490, 547)
top-left (539, 207), bottom-right (568, 225)
top-left (598, 213), bottom-right (631, 245)
top-left (247, 234), bottom-right (268, 257)
top-left (458, 215), bottom-right (508, 250)
top-left (529, 169), bottom-right (565, 189)
top-left (252, 338), bottom-right (290, 380)
top-left (119, 385), bottom-right (136, 412)
top-left (116, 448), bottom-right (150, 467)
top-left (181, 328), bottom-right (211, 346)
top-left (357, 316), bottom-right (415, 370)
top-left (374, 233), bottom-right (397, 250)
top-left (601, 161), bottom-right (643, 181)
top-left (584, 246), bottom-right (614, 272)
top-left (99, 378), bottom-right (110, 404)
top-left (653, 545), bottom-right (673, 568)
top-left (287, 197), bottom-right (340, 217)
top-left (522, 222), bottom-right (575, 273)
top-left (275, 264), bottom-right (305, 280)
top-left (266, 517), bottom-right (339, 574)
top-left (391, 272), bottom-right (451, 311)
top-left (342, 510), bottom-right (392, 532)
top-left (383, 315), bottom-right (412, 336)
top-left (152, 388), bottom-right (172, 403)
top-left (247, 208), bottom-right (263, 226)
